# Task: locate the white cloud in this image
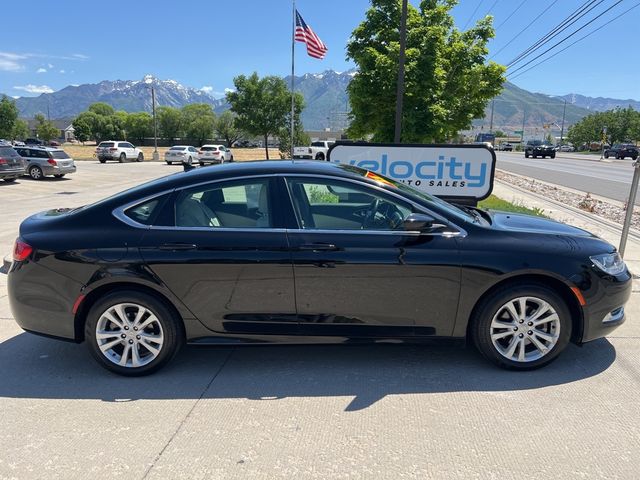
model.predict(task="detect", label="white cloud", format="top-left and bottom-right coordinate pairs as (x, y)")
top-left (224, 87), bottom-right (234, 93)
top-left (72, 53), bottom-right (89, 60)
top-left (201, 86), bottom-right (214, 93)
top-left (37, 67), bottom-right (47, 73)
top-left (0, 52), bottom-right (26, 71)
top-left (13, 84), bottom-right (54, 94)
top-left (47, 63), bottom-right (54, 69)
top-left (59, 69), bottom-right (66, 74)
top-left (11, 96), bottom-right (20, 99)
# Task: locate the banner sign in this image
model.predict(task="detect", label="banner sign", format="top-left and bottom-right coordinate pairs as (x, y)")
top-left (327, 142), bottom-right (496, 202)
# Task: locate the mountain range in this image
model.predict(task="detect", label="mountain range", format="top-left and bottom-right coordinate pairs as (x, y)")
top-left (6, 71), bottom-right (639, 131)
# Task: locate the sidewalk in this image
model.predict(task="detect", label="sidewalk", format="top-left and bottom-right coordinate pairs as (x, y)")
top-left (492, 180), bottom-right (640, 277)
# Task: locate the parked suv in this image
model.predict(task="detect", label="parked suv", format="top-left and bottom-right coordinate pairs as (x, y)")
top-left (525, 140), bottom-right (556, 159)
top-left (96, 141), bottom-right (144, 163)
top-left (0, 145), bottom-right (26, 182)
top-left (14, 146), bottom-right (77, 180)
top-left (197, 144), bottom-right (233, 165)
top-left (604, 144), bottom-right (639, 160)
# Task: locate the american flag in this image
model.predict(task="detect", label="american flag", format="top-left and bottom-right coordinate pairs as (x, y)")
top-left (295, 10), bottom-right (328, 59)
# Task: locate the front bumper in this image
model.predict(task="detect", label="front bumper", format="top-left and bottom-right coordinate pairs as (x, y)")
top-left (580, 270), bottom-right (632, 343)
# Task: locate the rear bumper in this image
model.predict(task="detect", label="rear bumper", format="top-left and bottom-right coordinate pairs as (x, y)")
top-left (42, 165), bottom-right (76, 175)
top-left (580, 271), bottom-right (632, 343)
top-left (198, 157), bottom-right (223, 164)
top-left (293, 155), bottom-right (313, 159)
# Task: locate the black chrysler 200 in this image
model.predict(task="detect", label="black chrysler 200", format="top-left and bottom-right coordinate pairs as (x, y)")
top-left (7, 161), bottom-right (631, 375)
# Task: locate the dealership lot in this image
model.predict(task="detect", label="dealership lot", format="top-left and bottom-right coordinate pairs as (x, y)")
top-left (1, 162), bottom-right (640, 479)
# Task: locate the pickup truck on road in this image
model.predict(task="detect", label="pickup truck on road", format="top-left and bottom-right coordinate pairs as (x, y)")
top-left (293, 141), bottom-right (334, 160)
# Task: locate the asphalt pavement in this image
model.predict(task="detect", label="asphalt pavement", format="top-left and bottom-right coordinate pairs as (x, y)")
top-left (496, 151), bottom-right (639, 205)
top-left (1, 162), bottom-right (640, 479)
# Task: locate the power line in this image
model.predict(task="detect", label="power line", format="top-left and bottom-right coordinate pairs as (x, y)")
top-left (509, 1), bottom-right (640, 81)
top-left (489, 0), bottom-right (559, 60)
top-left (462, 0), bottom-right (486, 30)
top-left (483, 0), bottom-right (500, 18)
top-left (494, 0), bottom-right (526, 30)
top-left (508, 0), bottom-right (625, 76)
top-left (507, 0), bottom-right (604, 67)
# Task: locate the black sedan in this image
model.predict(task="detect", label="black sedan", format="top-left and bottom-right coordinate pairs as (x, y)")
top-left (7, 161), bottom-right (631, 375)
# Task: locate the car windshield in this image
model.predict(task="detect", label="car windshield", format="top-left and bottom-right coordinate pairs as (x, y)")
top-left (339, 165), bottom-right (475, 222)
top-left (99, 142), bottom-right (115, 148)
top-left (51, 150), bottom-right (70, 159)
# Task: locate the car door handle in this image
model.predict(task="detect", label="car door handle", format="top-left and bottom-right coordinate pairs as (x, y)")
top-left (298, 243), bottom-right (340, 251)
top-left (159, 243), bottom-right (198, 251)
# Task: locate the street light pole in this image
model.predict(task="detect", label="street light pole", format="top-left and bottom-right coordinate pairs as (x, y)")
top-left (560, 99), bottom-right (566, 144)
top-left (394, 0), bottom-right (408, 144)
top-left (620, 159), bottom-right (640, 257)
top-left (151, 87), bottom-right (159, 162)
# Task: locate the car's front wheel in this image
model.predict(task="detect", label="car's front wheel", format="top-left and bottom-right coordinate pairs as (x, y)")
top-left (471, 283), bottom-right (572, 370)
top-left (137, 153), bottom-right (144, 162)
top-left (85, 290), bottom-right (183, 376)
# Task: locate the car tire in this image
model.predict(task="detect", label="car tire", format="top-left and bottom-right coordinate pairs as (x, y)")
top-left (199, 162), bottom-right (205, 166)
top-left (166, 161), bottom-right (172, 165)
top-left (633, 155), bottom-right (638, 161)
top-left (550, 153), bottom-right (555, 159)
top-left (28, 165), bottom-right (43, 180)
top-left (229, 155), bottom-right (234, 162)
top-left (525, 152), bottom-right (529, 158)
top-left (187, 156), bottom-right (192, 165)
top-left (54, 174), bottom-right (65, 178)
top-left (119, 153), bottom-right (126, 163)
top-left (99, 159), bottom-right (106, 164)
top-left (471, 283), bottom-right (572, 370)
top-left (85, 290), bottom-right (184, 376)
top-left (137, 153), bottom-right (144, 162)
top-left (605, 153), bottom-right (609, 159)
top-left (3, 178), bottom-right (16, 183)
top-left (315, 153), bottom-right (325, 160)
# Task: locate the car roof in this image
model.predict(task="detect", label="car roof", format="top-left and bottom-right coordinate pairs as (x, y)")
top-left (170, 145), bottom-right (191, 148)
top-left (201, 144), bottom-right (223, 147)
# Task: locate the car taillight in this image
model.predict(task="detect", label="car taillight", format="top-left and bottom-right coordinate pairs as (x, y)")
top-left (47, 159), bottom-right (56, 165)
top-left (13, 239), bottom-right (33, 262)
top-left (0, 157), bottom-right (6, 164)
top-left (109, 147), bottom-right (117, 151)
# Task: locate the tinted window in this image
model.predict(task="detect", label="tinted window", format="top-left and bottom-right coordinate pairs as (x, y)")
top-left (286, 178), bottom-right (412, 231)
top-left (311, 142), bottom-right (325, 147)
top-left (170, 146), bottom-right (185, 151)
top-left (99, 142), bottom-right (115, 148)
top-left (175, 179), bottom-right (272, 229)
top-left (124, 195), bottom-right (168, 226)
top-left (118, 143), bottom-right (129, 148)
top-left (0, 147), bottom-right (19, 157)
top-left (200, 146), bottom-right (217, 151)
top-left (33, 149), bottom-right (51, 159)
top-left (51, 150), bottom-right (70, 159)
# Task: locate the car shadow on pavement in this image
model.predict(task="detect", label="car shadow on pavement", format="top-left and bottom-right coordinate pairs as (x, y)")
top-left (0, 333), bottom-right (616, 411)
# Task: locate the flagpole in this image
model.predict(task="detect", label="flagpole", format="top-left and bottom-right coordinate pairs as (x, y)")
top-left (290, 0), bottom-right (296, 161)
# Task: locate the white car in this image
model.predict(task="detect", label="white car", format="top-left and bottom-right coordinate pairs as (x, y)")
top-left (165, 145), bottom-right (199, 165)
top-left (198, 145), bottom-right (233, 165)
top-left (293, 140), bottom-right (334, 160)
top-left (96, 141), bottom-right (144, 163)
top-left (559, 144), bottom-right (575, 152)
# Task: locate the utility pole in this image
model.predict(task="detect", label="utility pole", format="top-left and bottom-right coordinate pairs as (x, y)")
top-left (560, 99), bottom-right (566, 145)
top-left (520, 109), bottom-right (526, 146)
top-left (489, 99), bottom-right (495, 145)
top-left (620, 159), bottom-right (640, 257)
top-left (151, 87), bottom-right (159, 162)
top-left (394, 0), bottom-right (408, 144)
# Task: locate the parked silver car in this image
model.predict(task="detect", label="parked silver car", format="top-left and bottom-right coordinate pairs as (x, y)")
top-left (165, 145), bottom-right (199, 165)
top-left (14, 146), bottom-right (77, 180)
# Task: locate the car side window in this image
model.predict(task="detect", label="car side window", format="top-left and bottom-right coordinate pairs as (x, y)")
top-left (124, 195), bottom-right (169, 226)
top-left (286, 178), bottom-right (413, 231)
top-left (175, 178), bottom-right (272, 229)
top-left (219, 146), bottom-right (226, 152)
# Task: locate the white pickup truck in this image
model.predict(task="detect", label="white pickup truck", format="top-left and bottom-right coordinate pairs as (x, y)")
top-left (293, 140), bottom-right (334, 160)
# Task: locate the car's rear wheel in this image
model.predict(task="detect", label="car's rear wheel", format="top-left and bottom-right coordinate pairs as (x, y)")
top-left (605, 152), bottom-right (610, 159)
top-left (28, 165), bottom-right (43, 180)
top-left (3, 178), bottom-right (16, 182)
top-left (85, 290), bottom-right (183, 376)
top-left (525, 152), bottom-right (529, 158)
top-left (199, 161), bottom-right (205, 166)
top-left (471, 283), bottom-right (571, 370)
top-left (550, 153), bottom-right (556, 159)
top-left (166, 161), bottom-right (172, 165)
top-left (99, 158), bottom-right (106, 163)
top-left (137, 153), bottom-right (144, 162)
top-left (119, 153), bottom-right (126, 163)
top-left (315, 153), bottom-right (325, 160)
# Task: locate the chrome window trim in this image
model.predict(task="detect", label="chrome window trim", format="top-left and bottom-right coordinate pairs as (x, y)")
top-left (111, 172), bottom-right (466, 238)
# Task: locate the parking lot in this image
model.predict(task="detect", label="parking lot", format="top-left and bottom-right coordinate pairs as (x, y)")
top-left (1, 161), bottom-right (640, 479)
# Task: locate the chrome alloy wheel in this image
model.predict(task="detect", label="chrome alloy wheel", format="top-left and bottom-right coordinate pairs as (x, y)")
top-left (95, 303), bottom-right (164, 368)
top-left (490, 296), bottom-right (560, 363)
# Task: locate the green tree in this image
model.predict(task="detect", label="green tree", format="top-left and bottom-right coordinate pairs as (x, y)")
top-left (72, 115), bottom-right (92, 143)
top-left (227, 73), bottom-right (302, 159)
top-left (34, 114), bottom-right (59, 142)
top-left (493, 129), bottom-right (506, 138)
top-left (88, 102), bottom-right (115, 117)
top-left (0, 95), bottom-right (19, 139)
top-left (215, 111), bottom-right (244, 147)
top-left (157, 106), bottom-right (182, 142)
top-left (125, 112), bottom-right (152, 144)
top-left (181, 104), bottom-right (215, 146)
top-left (11, 119), bottom-right (30, 141)
top-left (276, 93), bottom-right (307, 158)
top-left (346, 0), bottom-right (505, 142)
top-left (567, 108), bottom-right (640, 148)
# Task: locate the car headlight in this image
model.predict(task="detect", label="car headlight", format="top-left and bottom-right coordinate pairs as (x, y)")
top-left (590, 252), bottom-right (626, 275)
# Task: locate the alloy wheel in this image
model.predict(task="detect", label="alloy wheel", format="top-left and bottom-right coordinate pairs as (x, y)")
top-left (489, 296), bottom-right (560, 363)
top-left (95, 303), bottom-right (165, 368)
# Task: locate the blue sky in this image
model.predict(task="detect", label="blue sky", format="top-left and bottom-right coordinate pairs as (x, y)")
top-left (1, 0), bottom-right (638, 100)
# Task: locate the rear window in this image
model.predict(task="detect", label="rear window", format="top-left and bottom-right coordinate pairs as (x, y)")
top-left (51, 150), bottom-right (70, 159)
top-left (200, 146), bottom-right (218, 151)
top-left (0, 147), bottom-right (19, 157)
top-left (170, 147), bottom-right (186, 151)
top-left (99, 142), bottom-right (115, 148)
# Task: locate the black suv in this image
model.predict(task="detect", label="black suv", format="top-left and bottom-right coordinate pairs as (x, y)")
top-left (604, 144), bottom-right (639, 160)
top-left (525, 140), bottom-right (555, 159)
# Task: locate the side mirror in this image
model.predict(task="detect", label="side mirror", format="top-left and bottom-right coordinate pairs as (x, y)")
top-left (402, 213), bottom-right (445, 232)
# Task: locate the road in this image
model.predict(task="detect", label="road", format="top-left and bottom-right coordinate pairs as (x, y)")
top-left (495, 151), bottom-right (639, 205)
top-left (1, 162), bottom-right (640, 479)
